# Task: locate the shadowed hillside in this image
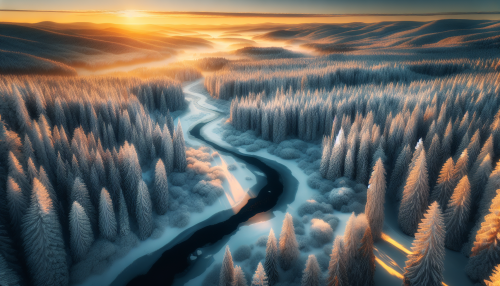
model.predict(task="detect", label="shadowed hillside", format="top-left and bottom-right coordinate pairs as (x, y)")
top-left (0, 22), bottom-right (213, 74)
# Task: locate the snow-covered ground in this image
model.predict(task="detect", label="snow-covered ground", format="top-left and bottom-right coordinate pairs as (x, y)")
top-left (176, 81), bottom-right (474, 286)
top-left (73, 80), bottom-right (258, 286)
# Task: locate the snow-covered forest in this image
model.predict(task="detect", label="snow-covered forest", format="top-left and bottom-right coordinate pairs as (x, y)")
top-left (202, 54), bottom-right (500, 286)
top-left (0, 75), bottom-right (231, 285)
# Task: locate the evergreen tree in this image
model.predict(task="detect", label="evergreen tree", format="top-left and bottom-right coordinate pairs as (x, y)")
top-left (352, 226), bottom-right (375, 286)
top-left (173, 121), bottom-right (187, 172)
top-left (365, 158), bottom-right (386, 240)
top-left (264, 228), bottom-right (279, 286)
top-left (279, 213), bottom-right (299, 271)
top-left (252, 262), bottom-right (268, 286)
top-left (117, 190), bottom-right (130, 236)
top-left (219, 246), bottom-right (235, 286)
top-left (430, 158), bottom-right (455, 212)
top-left (485, 264), bottom-right (500, 286)
top-left (452, 149), bottom-right (469, 189)
top-left (356, 131), bottom-right (371, 184)
top-left (470, 154), bottom-right (492, 209)
top-left (161, 125), bottom-right (174, 173)
top-left (154, 159), bottom-right (169, 215)
top-left (388, 144), bottom-right (411, 200)
top-left (6, 177), bottom-right (27, 235)
top-left (301, 254), bottom-right (321, 286)
top-left (69, 201), bottom-right (94, 261)
top-left (8, 151), bottom-right (29, 196)
top-left (426, 134), bottom-right (441, 189)
top-left (466, 189), bottom-right (500, 281)
top-left (99, 188), bottom-right (117, 241)
top-left (233, 265), bottom-right (248, 286)
top-left (403, 202), bottom-right (445, 286)
top-left (327, 236), bottom-right (348, 286)
top-left (118, 142), bottom-right (142, 217)
top-left (444, 176), bottom-right (471, 251)
top-left (326, 128), bottom-right (345, 180)
top-left (136, 180), bottom-right (153, 240)
top-left (71, 177), bottom-right (97, 231)
top-left (344, 147), bottom-right (356, 180)
top-left (398, 149), bottom-right (430, 236)
top-left (22, 178), bottom-right (69, 286)
top-left (261, 111), bottom-right (270, 141)
top-left (320, 136), bottom-right (332, 178)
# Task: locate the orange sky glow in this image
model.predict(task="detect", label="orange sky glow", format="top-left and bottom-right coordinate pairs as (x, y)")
top-left (1, 10), bottom-right (499, 26)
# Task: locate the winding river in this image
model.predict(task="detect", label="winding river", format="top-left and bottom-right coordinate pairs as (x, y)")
top-left (114, 81), bottom-right (298, 286)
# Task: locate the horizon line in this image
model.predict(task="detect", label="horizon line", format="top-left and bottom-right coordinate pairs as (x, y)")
top-left (1, 9), bottom-right (500, 18)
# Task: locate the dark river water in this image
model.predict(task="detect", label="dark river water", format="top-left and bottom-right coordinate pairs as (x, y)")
top-left (117, 112), bottom-right (298, 286)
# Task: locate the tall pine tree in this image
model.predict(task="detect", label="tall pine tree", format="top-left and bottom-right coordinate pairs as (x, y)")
top-left (466, 189), bottom-right (500, 282)
top-left (99, 188), bottom-right (117, 241)
top-left (22, 178), bottom-right (69, 286)
top-left (154, 159), bottom-right (169, 215)
top-left (69, 201), bottom-right (94, 261)
top-left (365, 158), bottom-right (386, 240)
top-left (444, 176), bottom-right (471, 251)
top-left (279, 213), bottom-right (299, 271)
top-left (264, 229), bottom-right (279, 286)
top-left (301, 254), bottom-right (321, 286)
top-left (403, 202), bottom-right (445, 286)
top-left (219, 246), bottom-right (234, 286)
top-left (398, 149), bottom-right (430, 236)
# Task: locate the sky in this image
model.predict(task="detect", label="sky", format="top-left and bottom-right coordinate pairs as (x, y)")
top-left (0, 0), bottom-right (499, 25)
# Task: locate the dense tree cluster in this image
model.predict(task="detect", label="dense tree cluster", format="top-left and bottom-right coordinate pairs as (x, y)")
top-left (0, 75), bottom-right (189, 285)
top-left (221, 63), bottom-right (500, 284)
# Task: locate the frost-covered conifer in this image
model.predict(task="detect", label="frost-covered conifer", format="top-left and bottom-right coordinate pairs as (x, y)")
top-left (71, 177), bottom-right (97, 231)
top-left (365, 158), bottom-right (386, 240)
top-left (161, 125), bottom-right (174, 173)
top-left (233, 265), bottom-right (248, 286)
top-left (99, 188), bottom-right (117, 241)
top-left (118, 142), bottom-right (142, 216)
top-left (470, 154), bottom-right (492, 208)
top-left (403, 202), bottom-right (445, 286)
top-left (252, 262), bottom-right (268, 286)
top-left (264, 229), bottom-right (279, 286)
top-left (444, 176), bottom-right (471, 251)
top-left (466, 189), bottom-right (500, 281)
top-left (261, 111), bottom-right (270, 141)
top-left (485, 264), bottom-right (500, 286)
top-left (431, 158), bottom-right (456, 212)
top-left (136, 180), bottom-right (153, 240)
top-left (426, 134), bottom-right (441, 188)
top-left (352, 226), bottom-right (375, 286)
top-left (219, 246), bottom-right (234, 286)
top-left (154, 159), bottom-right (169, 215)
top-left (398, 149), bottom-right (430, 236)
top-left (69, 201), bottom-right (94, 261)
top-left (344, 147), bottom-right (356, 180)
top-left (326, 128), bottom-right (345, 180)
top-left (279, 213), bottom-right (299, 271)
top-left (452, 150), bottom-right (469, 188)
top-left (117, 190), bottom-right (130, 236)
top-left (356, 131), bottom-right (371, 184)
top-left (7, 151), bottom-right (29, 196)
top-left (388, 144), bottom-right (411, 200)
top-left (6, 177), bottom-right (27, 235)
top-left (22, 178), bottom-right (68, 286)
top-left (320, 136), bottom-right (333, 178)
top-left (301, 255), bottom-right (321, 286)
top-left (173, 121), bottom-right (187, 172)
top-left (327, 236), bottom-right (348, 286)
